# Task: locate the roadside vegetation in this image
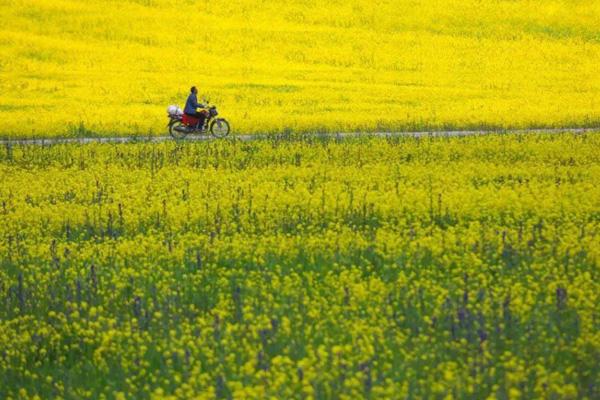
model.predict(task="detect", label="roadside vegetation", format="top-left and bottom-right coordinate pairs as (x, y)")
top-left (1, 0), bottom-right (600, 137)
top-left (1, 133), bottom-right (598, 398)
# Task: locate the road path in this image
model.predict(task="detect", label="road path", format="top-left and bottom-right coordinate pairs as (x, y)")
top-left (0, 127), bottom-right (596, 146)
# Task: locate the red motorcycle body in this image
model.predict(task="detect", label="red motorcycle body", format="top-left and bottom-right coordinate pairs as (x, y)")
top-left (182, 114), bottom-right (200, 126)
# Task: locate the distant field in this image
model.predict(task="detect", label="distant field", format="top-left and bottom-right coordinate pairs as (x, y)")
top-left (1, 133), bottom-right (599, 398)
top-left (1, 0), bottom-right (600, 137)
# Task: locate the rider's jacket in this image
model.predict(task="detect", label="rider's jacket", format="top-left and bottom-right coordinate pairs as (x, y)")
top-left (184, 93), bottom-right (204, 115)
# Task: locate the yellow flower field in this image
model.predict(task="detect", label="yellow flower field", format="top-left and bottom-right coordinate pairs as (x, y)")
top-left (1, 0), bottom-right (600, 137)
top-left (0, 133), bottom-right (598, 398)
top-left (1, 0), bottom-right (599, 398)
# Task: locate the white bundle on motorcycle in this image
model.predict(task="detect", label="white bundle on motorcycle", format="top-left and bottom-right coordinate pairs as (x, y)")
top-left (167, 105), bottom-right (183, 117)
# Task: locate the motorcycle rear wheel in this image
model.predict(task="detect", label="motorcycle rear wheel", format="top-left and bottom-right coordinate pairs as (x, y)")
top-left (169, 120), bottom-right (187, 139)
top-left (210, 118), bottom-right (230, 138)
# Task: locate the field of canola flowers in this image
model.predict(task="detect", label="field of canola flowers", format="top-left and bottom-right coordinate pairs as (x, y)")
top-left (2, 0), bottom-right (600, 137)
top-left (0, 133), bottom-right (599, 398)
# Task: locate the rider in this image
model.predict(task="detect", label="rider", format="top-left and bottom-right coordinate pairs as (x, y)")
top-left (184, 86), bottom-right (206, 128)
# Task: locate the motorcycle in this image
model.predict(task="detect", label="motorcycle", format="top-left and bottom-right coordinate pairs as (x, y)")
top-left (167, 100), bottom-right (230, 139)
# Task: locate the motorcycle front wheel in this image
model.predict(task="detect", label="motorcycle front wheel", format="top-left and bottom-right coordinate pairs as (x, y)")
top-left (210, 118), bottom-right (230, 138)
top-left (169, 120), bottom-right (187, 139)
